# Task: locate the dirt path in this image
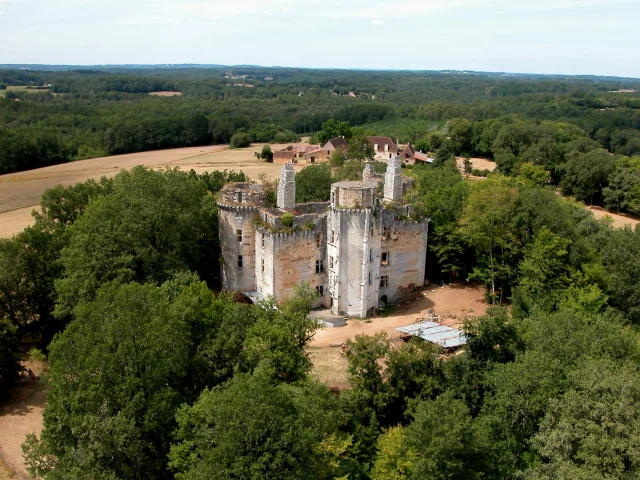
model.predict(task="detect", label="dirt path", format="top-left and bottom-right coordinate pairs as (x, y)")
top-left (309, 284), bottom-right (487, 388)
top-left (0, 361), bottom-right (46, 479)
top-left (0, 143), bottom-right (305, 238)
top-left (588, 206), bottom-right (640, 229)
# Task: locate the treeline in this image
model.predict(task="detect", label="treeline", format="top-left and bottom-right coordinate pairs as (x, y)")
top-left (2, 66), bottom-right (640, 175)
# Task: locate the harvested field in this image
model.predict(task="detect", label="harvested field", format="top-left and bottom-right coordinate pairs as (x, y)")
top-left (148, 91), bottom-right (183, 96)
top-left (0, 143), bottom-right (307, 237)
top-left (309, 283), bottom-right (487, 389)
top-left (0, 360), bottom-right (47, 479)
top-left (455, 156), bottom-right (497, 173)
top-left (0, 86), bottom-right (50, 97)
top-left (0, 207), bottom-right (39, 239)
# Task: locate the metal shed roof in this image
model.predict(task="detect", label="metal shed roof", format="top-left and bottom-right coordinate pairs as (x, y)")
top-left (396, 321), bottom-right (468, 348)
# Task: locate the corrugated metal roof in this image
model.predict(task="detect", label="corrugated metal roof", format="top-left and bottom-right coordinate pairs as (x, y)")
top-left (396, 321), bottom-right (467, 348)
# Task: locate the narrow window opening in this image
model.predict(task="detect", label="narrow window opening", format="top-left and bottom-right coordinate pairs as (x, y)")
top-left (316, 259), bottom-right (325, 274)
top-left (237, 255), bottom-right (243, 268)
top-left (316, 285), bottom-right (324, 296)
top-left (381, 252), bottom-right (389, 266)
top-left (236, 229), bottom-right (243, 243)
top-left (380, 275), bottom-right (389, 288)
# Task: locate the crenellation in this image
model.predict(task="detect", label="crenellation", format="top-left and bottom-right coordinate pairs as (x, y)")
top-left (218, 160), bottom-right (430, 317)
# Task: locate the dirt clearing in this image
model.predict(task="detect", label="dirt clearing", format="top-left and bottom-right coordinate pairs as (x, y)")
top-left (148, 91), bottom-right (183, 96)
top-left (456, 156), bottom-right (497, 173)
top-left (0, 143), bottom-right (306, 238)
top-left (0, 361), bottom-right (47, 479)
top-left (309, 283), bottom-right (487, 388)
top-left (589, 207), bottom-right (640, 229)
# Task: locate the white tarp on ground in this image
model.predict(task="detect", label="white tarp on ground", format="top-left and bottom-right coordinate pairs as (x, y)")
top-left (396, 321), bottom-right (467, 348)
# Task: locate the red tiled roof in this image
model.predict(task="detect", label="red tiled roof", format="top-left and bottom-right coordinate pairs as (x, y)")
top-left (323, 137), bottom-right (348, 150)
top-left (293, 144), bottom-right (319, 153)
top-left (304, 147), bottom-right (326, 156)
top-left (401, 143), bottom-right (416, 157)
top-left (367, 136), bottom-right (397, 153)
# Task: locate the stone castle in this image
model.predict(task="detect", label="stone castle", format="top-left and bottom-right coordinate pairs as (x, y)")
top-left (217, 158), bottom-right (430, 318)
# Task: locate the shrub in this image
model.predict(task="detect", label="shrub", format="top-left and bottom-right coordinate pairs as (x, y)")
top-left (281, 213), bottom-right (294, 227)
top-left (28, 348), bottom-right (46, 362)
top-left (230, 133), bottom-right (252, 149)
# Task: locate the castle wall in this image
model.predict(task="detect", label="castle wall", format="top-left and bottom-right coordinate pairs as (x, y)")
top-left (257, 224), bottom-right (329, 308)
top-left (219, 205), bottom-right (258, 292)
top-left (378, 216), bottom-right (429, 303)
top-left (331, 182), bottom-right (377, 209)
top-left (220, 183), bottom-right (266, 205)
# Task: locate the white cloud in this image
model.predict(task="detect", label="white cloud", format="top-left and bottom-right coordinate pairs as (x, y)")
top-left (336, 0), bottom-right (635, 20)
top-left (372, 19), bottom-right (384, 26)
top-left (113, 0), bottom-right (314, 25)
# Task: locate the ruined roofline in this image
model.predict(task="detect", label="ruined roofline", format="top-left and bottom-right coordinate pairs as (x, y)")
top-left (255, 226), bottom-right (321, 239)
top-left (217, 203), bottom-right (260, 213)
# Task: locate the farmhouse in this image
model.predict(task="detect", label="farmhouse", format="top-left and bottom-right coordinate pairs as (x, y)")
top-left (400, 143), bottom-right (432, 165)
top-left (303, 136), bottom-right (348, 163)
top-left (218, 158), bottom-right (430, 318)
top-left (274, 145), bottom-right (321, 164)
top-left (367, 136), bottom-right (398, 161)
top-left (273, 150), bottom-right (296, 164)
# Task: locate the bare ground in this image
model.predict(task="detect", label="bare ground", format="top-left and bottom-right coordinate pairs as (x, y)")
top-left (0, 143), bottom-right (306, 238)
top-left (0, 361), bottom-right (47, 479)
top-left (455, 156), bottom-right (497, 173)
top-left (588, 207), bottom-right (640, 229)
top-left (309, 283), bottom-right (487, 389)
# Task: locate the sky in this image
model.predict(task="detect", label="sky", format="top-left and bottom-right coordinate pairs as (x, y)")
top-left (0, 0), bottom-right (638, 77)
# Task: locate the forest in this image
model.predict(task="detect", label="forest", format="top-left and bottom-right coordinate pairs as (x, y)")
top-left (1, 66), bottom-right (640, 479)
top-left (0, 157), bottom-right (639, 479)
top-left (2, 66), bottom-right (640, 213)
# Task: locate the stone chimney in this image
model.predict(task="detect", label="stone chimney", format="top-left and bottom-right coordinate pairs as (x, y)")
top-left (362, 163), bottom-right (375, 182)
top-left (277, 163), bottom-right (295, 209)
top-left (384, 156), bottom-right (402, 202)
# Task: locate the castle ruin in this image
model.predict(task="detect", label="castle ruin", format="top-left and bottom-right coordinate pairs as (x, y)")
top-left (217, 160), bottom-right (430, 318)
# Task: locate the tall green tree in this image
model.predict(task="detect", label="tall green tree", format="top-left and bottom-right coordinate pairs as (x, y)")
top-left (460, 175), bottom-right (519, 301)
top-left (23, 282), bottom-right (192, 479)
top-left (169, 368), bottom-right (347, 480)
top-left (55, 167), bottom-right (217, 315)
top-left (295, 164), bottom-right (332, 202)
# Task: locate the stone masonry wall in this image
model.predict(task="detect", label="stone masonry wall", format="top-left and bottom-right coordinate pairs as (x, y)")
top-left (219, 205), bottom-right (258, 292)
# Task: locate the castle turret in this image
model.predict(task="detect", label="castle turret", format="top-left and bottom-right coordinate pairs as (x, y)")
top-left (384, 156), bottom-right (402, 202)
top-left (277, 163), bottom-right (295, 209)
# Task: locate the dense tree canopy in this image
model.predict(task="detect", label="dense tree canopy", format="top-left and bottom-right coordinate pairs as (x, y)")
top-left (3, 65), bottom-right (640, 480)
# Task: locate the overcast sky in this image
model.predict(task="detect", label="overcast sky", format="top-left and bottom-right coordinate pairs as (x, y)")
top-left (0, 0), bottom-right (638, 77)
